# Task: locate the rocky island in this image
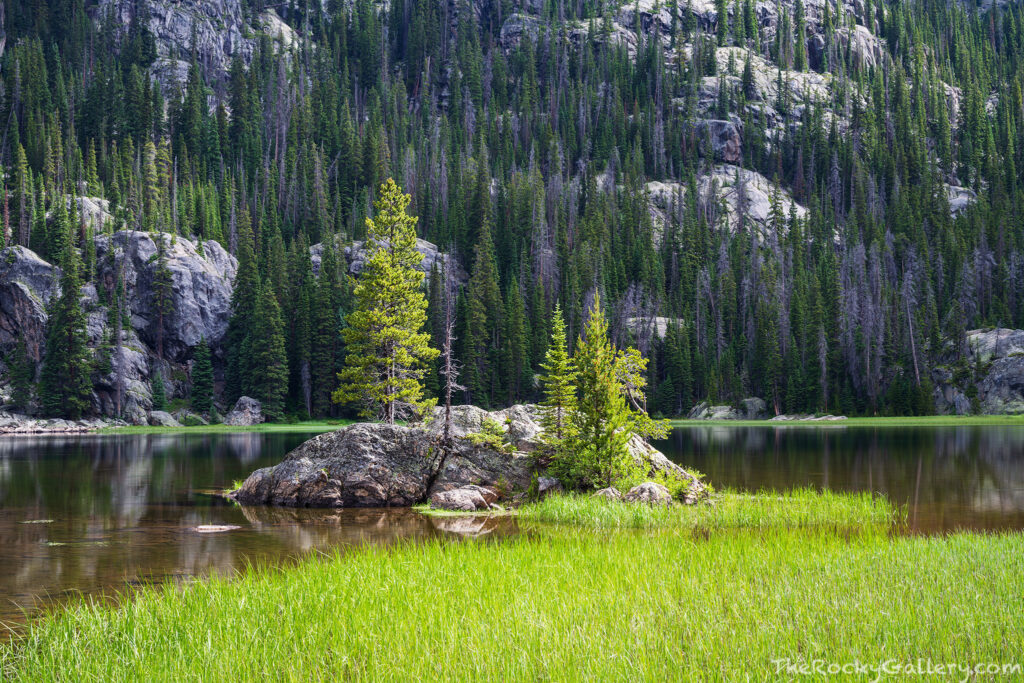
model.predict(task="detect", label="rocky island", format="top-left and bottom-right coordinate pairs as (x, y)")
top-left (233, 405), bottom-right (707, 510)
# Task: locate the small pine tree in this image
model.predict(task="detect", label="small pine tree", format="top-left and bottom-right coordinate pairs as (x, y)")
top-left (562, 294), bottom-right (637, 490)
top-left (539, 305), bottom-right (578, 462)
top-left (151, 370), bottom-right (167, 411)
top-left (334, 179), bottom-right (439, 423)
top-left (191, 337), bottom-right (214, 415)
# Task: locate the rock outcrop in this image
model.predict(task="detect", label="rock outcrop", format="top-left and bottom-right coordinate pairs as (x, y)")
top-left (224, 396), bottom-right (263, 426)
top-left (429, 485), bottom-right (500, 511)
top-left (235, 404), bottom-right (706, 508)
top-left (934, 328), bottom-right (1024, 415)
top-left (0, 411), bottom-right (124, 434)
top-left (623, 482), bottom-right (674, 506)
top-left (310, 237), bottom-right (467, 284)
top-left (0, 246), bottom-right (60, 362)
top-left (95, 231), bottom-right (237, 364)
top-left (693, 119), bottom-right (742, 164)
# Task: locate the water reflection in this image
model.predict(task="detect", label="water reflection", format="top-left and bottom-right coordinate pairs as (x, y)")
top-left (0, 433), bottom-right (516, 630)
top-left (656, 425), bottom-right (1024, 533)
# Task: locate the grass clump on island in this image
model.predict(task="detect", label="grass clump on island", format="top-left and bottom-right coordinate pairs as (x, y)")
top-left (5, 491), bottom-right (1020, 682)
top-left (518, 488), bottom-right (899, 530)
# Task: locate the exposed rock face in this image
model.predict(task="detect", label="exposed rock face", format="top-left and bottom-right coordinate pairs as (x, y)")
top-left (945, 185), bottom-right (978, 215)
top-left (235, 404), bottom-right (705, 508)
top-left (593, 487), bottom-right (623, 501)
top-left (429, 485), bottom-right (499, 511)
top-left (645, 165), bottom-right (808, 242)
top-left (225, 396), bottom-right (263, 426)
top-left (0, 246), bottom-right (60, 362)
top-left (0, 411), bottom-right (123, 434)
top-left (500, 13), bottom-right (542, 48)
top-left (740, 397), bottom-right (768, 419)
top-left (693, 119), bottom-right (742, 164)
top-left (310, 238), bottom-right (467, 284)
top-left (68, 196), bottom-right (113, 232)
top-left (91, 0), bottom-right (254, 88)
top-left (933, 328), bottom-right (1024, 415)
top-left (687, 402), bottom-right (741, 420)
top-left (94, 231), bottom-right (237, 363)
top-left (623, 482), bottom-right (674, 506)
top-left (147, 410), bottom-right (181, 427)
top-left (537, 477), bottom-right (563, 497)
top-left (836, 25), bottom-right (887, 70)
top-left (235, 423), bottom-right (442, 507)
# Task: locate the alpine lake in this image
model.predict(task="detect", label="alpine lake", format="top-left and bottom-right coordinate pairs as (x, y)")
top-left (2, 423), bottom-right (1023, 631)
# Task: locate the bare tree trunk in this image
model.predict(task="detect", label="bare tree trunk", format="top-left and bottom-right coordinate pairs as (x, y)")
top-left (906, 297), bottom-right (921, 387)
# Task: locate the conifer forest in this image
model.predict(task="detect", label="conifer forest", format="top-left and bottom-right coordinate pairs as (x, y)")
top-left (1, 0), bottom-right (1023, 421)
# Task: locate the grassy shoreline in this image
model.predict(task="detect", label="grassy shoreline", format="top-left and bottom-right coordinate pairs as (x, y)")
top-left (97, 420), bottom-right (352, 435)
top-left (4, 490), bottom-right (1020, 680)
top-left (92, 414), bottom-right (1024, 435)
top-left (670, 414), bottom-right (1024, 427)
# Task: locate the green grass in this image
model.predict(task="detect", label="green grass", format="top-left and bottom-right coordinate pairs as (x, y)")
top-left (518, 488), bottom-right (899, 530)
top-left (670, 414), bottom-right (1024, 427)
top-left (1, 492), bottom-right (1020, 681)
top-left (99, 420), bottom-right (352, 435)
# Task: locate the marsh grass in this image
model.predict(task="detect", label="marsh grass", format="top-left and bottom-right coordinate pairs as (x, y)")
top-left (519, 488), bottom-right (899, 531)
top-left (1, 492), bottom-right (1019, 682)
top-left (100, 420), bottom-right (353, 435)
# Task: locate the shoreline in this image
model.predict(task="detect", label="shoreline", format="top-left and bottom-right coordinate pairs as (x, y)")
top-left (670, 415), bottom-right (1024, 427)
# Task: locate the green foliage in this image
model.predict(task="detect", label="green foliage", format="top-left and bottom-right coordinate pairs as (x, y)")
top-left (150, 371), bottom-right (167, 411)
top-left (461, 417), bottom-right (515, 453)
top-left (10, 495), bottom-right (1024, 683)
top-left (7, 335), bottom-right (35, 411)
top-left (249, 280), bottom-right (288, 422)
top-left (334, 179), bottom-right (439, 423)
top-left (538, 305), bottom-right (578, 462)
top-left (190, 338), bottom-right (214, 416)
top-left (39, 244), bottom-right (93, 420)
top-left (557, 294), bottom-right (637, 490)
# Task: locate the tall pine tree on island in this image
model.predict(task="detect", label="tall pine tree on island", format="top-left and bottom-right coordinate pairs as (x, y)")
top-left (334, 179), bottom-right (439, 423)
top-left (539, 304), bottom-right (578, 463)
top-left (39, 241), bottom-right (93, 419)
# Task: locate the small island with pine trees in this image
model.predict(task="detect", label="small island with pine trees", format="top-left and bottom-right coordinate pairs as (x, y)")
top-left (231, 179), bottom-right (702, 511)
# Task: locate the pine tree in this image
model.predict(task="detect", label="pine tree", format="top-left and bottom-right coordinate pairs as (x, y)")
top-left (152, 234), bottom-right (175, 359)
top-left (39, 243), bottom-right (93, 419)
top-left (151, 369), bottom-right (167, 411)
top-left (560, 294), bottom-right (636, 489)
top-left (225, 208), bottom-right (259, 401)
top-left (191, 337), bottom-right (214, 415)
top-left (250, 279), bottom-right (289, 421)
top-left (7, 334), bottom-right (35, 411)
top-left (539, 305), bottom-right (578, 461)
top-left (334, 179), bottom-right (439, 423)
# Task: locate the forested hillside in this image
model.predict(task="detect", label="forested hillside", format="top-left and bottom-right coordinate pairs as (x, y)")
top-left (0, 0), bottom-right (1022, 420)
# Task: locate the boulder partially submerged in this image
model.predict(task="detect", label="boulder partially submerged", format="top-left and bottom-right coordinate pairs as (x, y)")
top-left (234, 404), bottom-right (707, 509)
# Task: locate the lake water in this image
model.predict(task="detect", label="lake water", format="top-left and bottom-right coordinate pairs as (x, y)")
top-left (2, 425), bottom-right (1023, 629)
top-left (655, 425), bottom-right (1024, 534)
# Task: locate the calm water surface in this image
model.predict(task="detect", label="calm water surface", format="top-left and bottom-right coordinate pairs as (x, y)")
top-left (656, 425), bottom-right (1024, 534)
top-left (0, 432), bottom-right (512, 629)
top-left (2, 425), bottom-right (1023, 629)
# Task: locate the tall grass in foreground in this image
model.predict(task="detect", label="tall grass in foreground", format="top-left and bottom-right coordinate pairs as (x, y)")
top-left (3, 496), bottom-right (1021, 681)
top-left (519, 488), bottom-right (898, 530)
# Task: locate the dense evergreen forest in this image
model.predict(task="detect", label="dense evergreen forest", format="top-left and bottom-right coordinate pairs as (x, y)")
top-left (0, 0), bottom-right (1022, 420)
